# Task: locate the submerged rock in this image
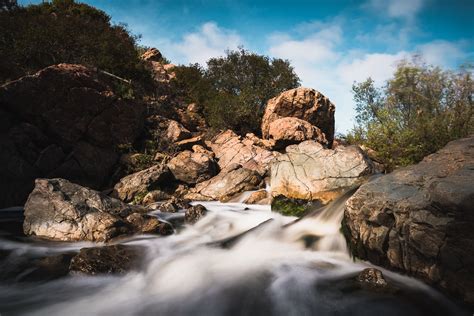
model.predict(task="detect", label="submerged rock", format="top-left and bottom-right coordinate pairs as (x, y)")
top-left (261, 87), bottom-right (335, 147)
top-left (23, 178), bottom-right (171, 241)
top-left (184, 204), bottom-right (208, 224)
top-left (270, 141), bottom-right (375, 203)
top-left (357, 268), bottom-right (388, 291)
top-left (343, 136), bottom-right (474, 305)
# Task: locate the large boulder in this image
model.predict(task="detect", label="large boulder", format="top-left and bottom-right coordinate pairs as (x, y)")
top-left (167, 150), bottom-right (218, 184)
top-left (0, 64), bottom-right (145, 208)
top-left (268, 117), bottom-right (328, 149)
top-left (209, 130), bottom-right (278, 176)
top-left (261, 88), bottom-right (335, 147)
top-left (270, 141), bottom-right (375, 203)
top-left (342, 136), bottom-right (474, 305)
top-left (185, 165), bottom-right (262, 202)
top-left (112, 164), bottom-right (172, 203)
top-left (23, 178), bottom-right (168, 242)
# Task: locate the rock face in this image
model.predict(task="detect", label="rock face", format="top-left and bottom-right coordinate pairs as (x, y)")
top-left (112, 164), bottom-right (172, 203)
top-left (185, 166), bottom-right (262, 202)
top-left (209, 130), bottom-right (277, 176)
top-left (270, 141), bottom-right (374, 203)
top-left (343, 136), bottom-right (474, 305)
top-left (0, 64), bottom-right (144, 208)
top-left (167, 150), bottom-right (218, 184)
top-left (23, 178), bottom-right (167, 241)
top-left (261, 88), bottom-right (335, 147)
top-left (268, 117), bottom-right (328, 149)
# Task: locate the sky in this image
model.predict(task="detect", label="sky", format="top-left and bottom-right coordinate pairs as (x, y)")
top-left (21, 0), bottom-right (474, 133)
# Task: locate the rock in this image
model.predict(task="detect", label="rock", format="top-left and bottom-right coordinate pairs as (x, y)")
top-left (244, 190), bottom-right (269, 204)
top-left (142, 189), bottom-right (172, 205)
top-left (185, 167), bottom-right (262, 202)
top-left (185, 204), bottom-right (208, 224)
top-left (209, 130), bottom-right (277, 176)
top-left (165, 120), bottom-right (192, 143)
top-left (23, 178), bottom-right (171, 241)
top-left (175, 135), bottom-right (204, 150)
top-left (244, 133), bottom-right (276, 150)
top-left (112, 164), bottom-right (171, 203)
top-left (271, 141), bottom-right (375, 203)
top-left (356, 268), bottom-right (388, 291)
top-left (261, 87), bottom-right (335, 147)
top-left (342, 136), bottom-right (474, 305)
top-left (268, 117), bottom-right (328, 149)
top-left (192, 144), bottom-right (214, 157)
top-left (0, 64), bottom-right (144, 208)
top-left (69, 245), bottom-right (143, 275)
top-left (140, 48), bottom-right (162, 62)
top-left (168, 150), bottom-right (218, 184)
top-left (158, 198), bottom-right (191, 213)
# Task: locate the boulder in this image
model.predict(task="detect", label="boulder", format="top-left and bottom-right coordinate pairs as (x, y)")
top-left (167, 150), bottom-right (218, 184)
top-left (112, 164), bottom-right (172, 203)
top-left (185, 166), bottom-right (262, 202)
top-left (343, 136), bottom-right (474, 305)
top-left (165, 120), bottom-right (191, 143)
top-left (185, 204), bottom-right (208, 224)
top-left (270, 141), bottom-right (374, 203)
top-left (268, 117), bottom-right (328, 149)
top-left (244, 190), bottom-right (269, 204)
top-left (0, 64), bottom-right (144, 208)
top-left (140, 48), bottom-right (162, 62)
top-left (261, 87), bottom-right (335, 147)
top-left (209, 130), bottom-right (278, 176)
top-left (23, 178), bottom-right (168, 241)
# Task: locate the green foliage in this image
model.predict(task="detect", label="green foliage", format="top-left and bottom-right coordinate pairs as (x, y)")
top-left (271, 196), bottom-right (312, 217)
top-left (346, 59), bottom-right (473, 170)
top-left (171, 48), bottom-right (300, 135)
top-left (0, 0), bottom-right (152, 91)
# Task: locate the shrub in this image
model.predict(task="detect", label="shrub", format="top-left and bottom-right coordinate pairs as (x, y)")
top-left (0, 0), bottom-right (152, 91)
top-left (171, 48), bottom-right (300, 135)
top-left (345, 59), bottom-right (473, 171)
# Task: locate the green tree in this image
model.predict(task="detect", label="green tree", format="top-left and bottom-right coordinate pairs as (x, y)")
top-left (0, 0), bottom-right (152, 91)
top-left (172, 48), bottom-right (300, 135)
top-left (346, 59), bottom-right (473, 171)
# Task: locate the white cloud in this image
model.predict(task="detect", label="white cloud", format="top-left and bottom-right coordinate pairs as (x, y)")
top-left (416, 40), bottom-right (467, 67)
top-left (170, 22), bottom-right (244, 65)
top-left (368, 0), bottom-right (425, 21)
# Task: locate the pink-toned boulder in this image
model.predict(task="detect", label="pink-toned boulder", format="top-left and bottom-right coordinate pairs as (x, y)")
top-left (268, 117), bottom-right (328, 149)
top-left (261, 88), bottom-right (335, 147)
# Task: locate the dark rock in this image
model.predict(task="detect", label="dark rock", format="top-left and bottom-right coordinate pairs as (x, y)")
top-left (343, 136), bottom-right (474, 305)
top-left (69, 245), bottom-right (143, 275)
top-left (185, 204), bottom-right (208, 224)
top-left (356, 268), bottom-right (388, 291)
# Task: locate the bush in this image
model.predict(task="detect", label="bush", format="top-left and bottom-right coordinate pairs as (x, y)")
top-left (345, 59), bottom-right (473, 171)
top-left (171, 48), bottom-right (300, 135)
top-left (0, 0), bottom-right (152, 91)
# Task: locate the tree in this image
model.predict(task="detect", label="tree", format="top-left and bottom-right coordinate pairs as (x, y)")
top-left (0, 0), bottom-right (152, 91)
top-left (346, 59), bottom-right (473, 171)
top-left (172, 48), bottom-right (300, 135)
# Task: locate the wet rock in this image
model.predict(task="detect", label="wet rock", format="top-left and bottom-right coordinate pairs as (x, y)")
top-left (112, 164), bottom-right (171, 203)
top-left (343, 136), bottom-right (474, 305)
top-left (142, 189), bottom-right (172, 205)
top-left (167, 150), bottom-right (218, 184)
top-left (185, 204), bottom-right (208, 224)
top-left (125, 213), bottom-right (173, 235)
top-left (69, 245), bottom-right (143, 275)
top-left (268, 117), bottom-right (328, 149)
top-left (261, 87), bottom-right (335, 147)
top-left (271, 195), bottom-right (315, 217)
top-left (244, 190), bottom-right (269, 204)
top-left (209, 130), bottom-right (277, 176)
top-left (357, 268), bottom-right (388, 291)
top-left (185, 166), bottom-right (262, 202)
top-left (158, 198), bottom-right (191, 213)
top-left (271, 141), bottom-right (375, 203)
top-left (0, 64), bottom-right (144, 208)
top-left (165, 120), bottom-right (192, 143)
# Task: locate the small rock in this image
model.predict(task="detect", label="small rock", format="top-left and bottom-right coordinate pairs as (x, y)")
top-left (168, 150), bottom-right (218, 184)
top-left (165, 120), bottom-right (191, 143)
top-left (185, 204), bottom-right (208, 224)
top-left (357, 268), bottom-right (388, 291)
top-left (244, 190), bottom-right (269, 204)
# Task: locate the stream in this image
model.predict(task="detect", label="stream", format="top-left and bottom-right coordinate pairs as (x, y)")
top-left (0, 192), bottom-right (468, 316)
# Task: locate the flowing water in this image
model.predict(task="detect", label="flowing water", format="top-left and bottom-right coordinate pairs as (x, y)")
top-left (0, 193), bottom-right (468, 316)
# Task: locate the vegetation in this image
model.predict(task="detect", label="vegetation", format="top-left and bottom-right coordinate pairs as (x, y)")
top-left (0, 0), bottom-right (152, 91)
top-left (345, 59), bottom-right (473, 171)
top-left (271, 195), bottom-right (313, 217)
top-left (171, 48), bottom-right (300, 135)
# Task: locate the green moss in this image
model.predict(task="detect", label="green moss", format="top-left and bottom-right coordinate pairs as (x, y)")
top-left (271, 195), bottom-right (312, 217)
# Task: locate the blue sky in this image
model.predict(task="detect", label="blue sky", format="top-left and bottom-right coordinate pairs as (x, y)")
top-left (21, 0), bottom-right (474, 133)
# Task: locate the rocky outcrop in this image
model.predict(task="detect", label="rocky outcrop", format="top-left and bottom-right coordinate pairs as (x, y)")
top-left (167, 150), bottom-right (218, 184)
top-left (268, 117), bottom-right (328, 149)
top-left (185, 165), bottom-right (262, 202)
top-left (141, 48), bottom-right (162, 62)
top-left (209, 130), bottom-right (278, 176)
top-left (261, 87), bottom-right (335, 147)
top-left (0, 64), bottom-right (145, 208)
top-left (270, 141), bottom-right (374, 203)
top-left (343, 136), bottom-right (474, 305)
top-left (165, 120), bottom-right (192, 143)
top-left (112, 164), bottom-right (172, 203)
top-left (23, 178), bottom-right (169, 241)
